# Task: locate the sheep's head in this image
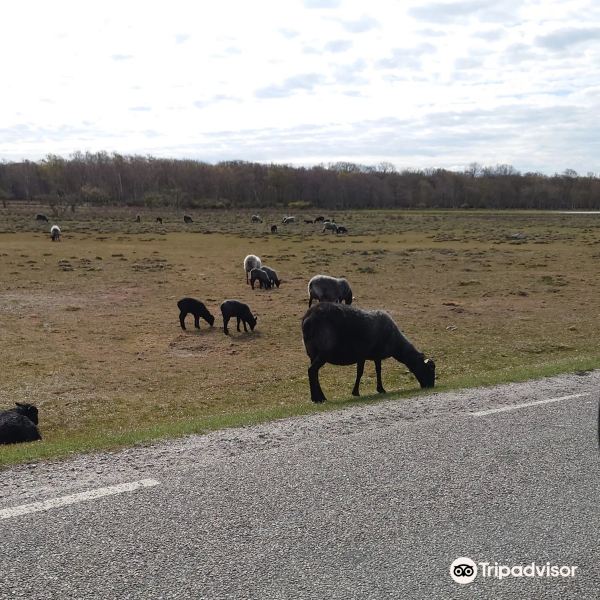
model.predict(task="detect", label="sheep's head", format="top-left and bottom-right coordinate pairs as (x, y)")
top-left (15, 402), bottom-right (39, 425)
top-left (249, 314), bottom-right (258, 331)
top-left (416, 358), bottom-right (436, 389)
top-left (207, 313), bottom-right (215, 327)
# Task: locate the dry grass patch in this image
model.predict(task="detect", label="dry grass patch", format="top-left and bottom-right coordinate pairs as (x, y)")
top-left (1, 208), bottom-right (600, 464)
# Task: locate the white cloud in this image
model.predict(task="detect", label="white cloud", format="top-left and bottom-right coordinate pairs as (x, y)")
top-left (0, 0), bottom-right (598, 174)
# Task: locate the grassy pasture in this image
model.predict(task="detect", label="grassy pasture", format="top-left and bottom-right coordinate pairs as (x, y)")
top-left (2, 206), bottom-right (600, 465)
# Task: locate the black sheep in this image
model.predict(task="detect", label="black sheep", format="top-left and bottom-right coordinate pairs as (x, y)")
top-left (314, 216), bottom-right (325, 222)
top-left (220, 300), bottom-right (257, 335)
top-left (177, 298), bottom-right (215, 330)
top-left (271, 225), bottom-right (278, 234)
top-left (261, 265), bottom-right (280, 288)
top-left (184, 215), bottom-right (193, 223)
top-left (35, 213), bottom-right (49, 222)
top-left (336, 226), bottom-right (348, 234)
top-left (301, 303), bottom-right (435, 403)
top-left (250, 267), bottom-right (272, 290)
top-left (156, 217), bottom-right (163, 224)
top-left (0, 403), bottom-right (42, 444)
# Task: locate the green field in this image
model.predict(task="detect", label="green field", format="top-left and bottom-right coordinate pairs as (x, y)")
top-left (2, 206), bottom-right (600, 466)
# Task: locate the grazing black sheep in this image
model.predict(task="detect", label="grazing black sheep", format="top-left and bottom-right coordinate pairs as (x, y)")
top-left (50, 225), bottom-right (61, 241)
top-left (336, 226), bottom-right (348, 234)
top-left (177, 297), bottom-right (215, 330)
top-left (261, 265), bottom-right (280, 288)
top-left (0, 403), bottom-right (42, 444)
top-left (135, 214), bottom-right (141, 223)
top-left (184, 215), bottom-right (193, 223)
top-left (304, 219), bottom-right (314, 224)
top-left (314, 216), bottom-right (325, 223)
top-left (302, 303), bottom-right (435, 402)
top-left (251, 214), bottom-right (263, 223)
top-left (36, 213), bottom-right (49, 222)
top-left (243, 254), bottom-right (262, 284)
top-left (156, 217), bottom-right (163, 224)
top-left (271, 225), bottom-right (278, 234)
top-left (250, 267), bottom-right (272, 290)
top-left (308, 275), bottom-right (352, 307)
top-left (220, 300), bottom-right (257, 335)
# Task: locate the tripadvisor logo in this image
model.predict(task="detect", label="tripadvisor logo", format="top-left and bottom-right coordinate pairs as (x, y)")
top-left (450, 557), bottom-right (578, 584)
top-left (450, 557), bottom-right (477, 584)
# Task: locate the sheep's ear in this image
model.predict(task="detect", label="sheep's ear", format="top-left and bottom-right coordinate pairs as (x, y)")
top-left (15, 402), bottom-right (25, 407)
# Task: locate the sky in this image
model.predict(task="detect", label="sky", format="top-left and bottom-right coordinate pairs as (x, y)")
top-left (1, 0), bottom-right (599, 174)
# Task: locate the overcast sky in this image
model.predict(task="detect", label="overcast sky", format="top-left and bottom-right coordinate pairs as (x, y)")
top-left (2, 0), bottom-right (599, 174)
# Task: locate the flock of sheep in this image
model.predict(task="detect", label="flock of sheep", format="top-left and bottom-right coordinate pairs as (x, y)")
top-left (175, 253), bottom-right (435, 406)
top-left (253, 214), bottom-right (348, 235)
top-left (0, 220), bottom-right (436, 445)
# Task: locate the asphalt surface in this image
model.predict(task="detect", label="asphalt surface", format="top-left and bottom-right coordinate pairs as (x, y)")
top-left (1, 372), bottom-right (599, 599)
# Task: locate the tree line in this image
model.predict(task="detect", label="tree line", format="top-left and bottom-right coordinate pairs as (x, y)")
top-left (1, 152), bottom-right (599, 210)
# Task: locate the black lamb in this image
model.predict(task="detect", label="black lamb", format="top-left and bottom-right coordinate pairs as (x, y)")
top-left (177, 297), bottom-right (215, 330)
top-left (261, 265), bottom-right (280, 288)
top-left (250, 267), bottom-right (272, 290)
top-left (301, 303), bottom-right (435, 403)
top-left (220, 300), bottom-right (257, 335)
top-left (0, 403), bottom-right (42, 444)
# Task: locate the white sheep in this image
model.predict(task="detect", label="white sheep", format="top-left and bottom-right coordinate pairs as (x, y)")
top-left (50, 225), bottom-right (61, 241)
top-left (308, 274), bottom-right (353, 307)
top-left (243, 254), bottom-right (262, 284)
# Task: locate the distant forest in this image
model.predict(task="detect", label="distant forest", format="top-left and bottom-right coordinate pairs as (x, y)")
top-left (1, 152), bottom-right (599, 210)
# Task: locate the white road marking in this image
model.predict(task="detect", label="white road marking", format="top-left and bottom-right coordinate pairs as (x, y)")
top-left (0, 478), bottom-right (160, 520)
top-left (471, 393), bottom-right (587, 417)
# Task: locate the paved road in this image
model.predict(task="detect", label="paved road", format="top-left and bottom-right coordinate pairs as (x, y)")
top-left (1, 372), bottom-right (599, 599)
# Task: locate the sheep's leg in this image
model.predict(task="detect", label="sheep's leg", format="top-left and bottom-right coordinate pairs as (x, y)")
top-left (179, 311), bottom-right (187, 330)
top-left (223, 317), bottom-right (230, 335)
top-left (375, 359), bottom-right (386, 394)
top-left (308, 356), bottom-right (327, 403)
top-left (242, 319), bottom-right (248, 332)
top-left (352, 360), bottom-right (365, 396)
top-left (246, 272), bottom-right (249, 284)
top-left (251, 279), bottom-right (255, 290)
top-left (194, 313), bottom-right (200, 329)
top-left (236, 317), bottom-right (241, 331)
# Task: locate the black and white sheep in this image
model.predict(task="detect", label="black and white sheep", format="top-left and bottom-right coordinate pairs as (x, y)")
top-left (36, 213), bottom-right (49, 222)
top-left (308, 275), bottom-right (352, 307)
top-left (323, 222), bottom-right (338, 233)
top-left (177, 298), bottom-right (215, 330)
top-left (243, 254), bottom-right (262, 284)
top-left (271, 225), bottom-right (278, 234)
top-left (251, 215), bottom-right (263, 223)
top-left (314, 216), bottom-right (325, 223)
top-left (156, 217), bottom-right (163, 224)
top-left (184, 215), bottom-right (193, 223)
top-left (250, 267), bottom-right (272, 290)
top-left (336, 226), bottom-right (348, 234)
top-left (0, 402), bottom-right (42, 444)
top-left (50, 225), bottom-right (61, 241)
top-left (220, 300), bottom-right (257, 335)
top-left (302, 303), bottom-right (435, 402)
top-left (282, 216), bottom-right (296, 224)
top-left (261, 265), bottom-right (280, 288)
